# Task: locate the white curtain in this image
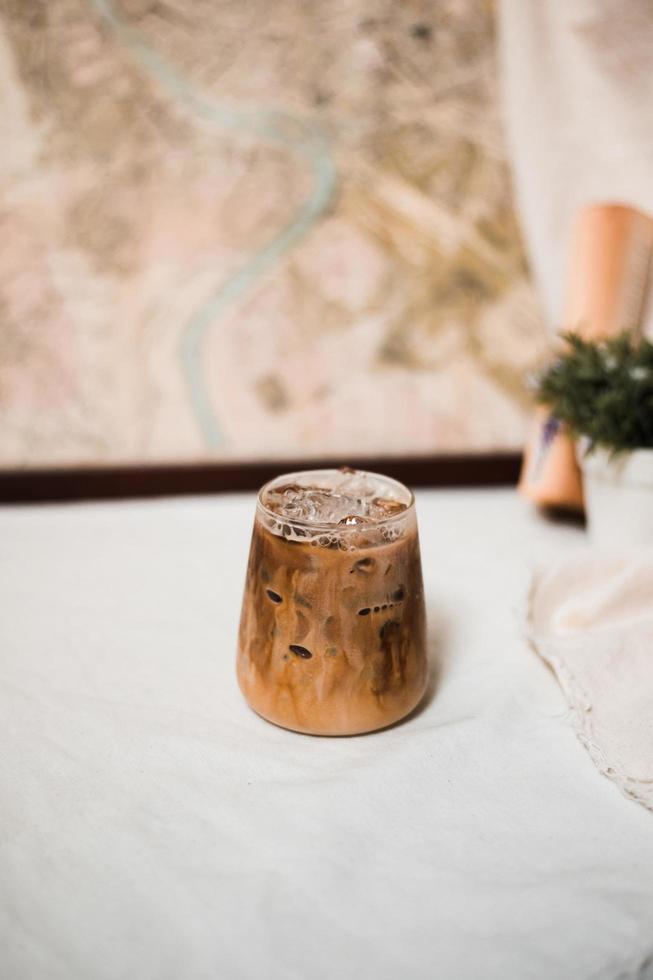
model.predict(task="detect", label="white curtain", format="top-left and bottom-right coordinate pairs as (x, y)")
top-left (498, 0), bottom-right (653, 330)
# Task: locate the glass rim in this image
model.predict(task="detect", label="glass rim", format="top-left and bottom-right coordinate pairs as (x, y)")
top-left (256, 468), bottom-right (416, 532)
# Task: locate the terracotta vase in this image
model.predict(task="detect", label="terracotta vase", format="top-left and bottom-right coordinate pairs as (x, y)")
top-left (519, 204), bottom-right (653, 511)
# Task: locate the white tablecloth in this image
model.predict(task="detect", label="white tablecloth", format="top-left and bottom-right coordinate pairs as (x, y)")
top-left (1, 489), bottom-right (652, 980)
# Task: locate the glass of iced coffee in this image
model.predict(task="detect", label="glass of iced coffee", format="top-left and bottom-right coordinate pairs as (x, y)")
top-left (237, 468), bottom-right (428, 735)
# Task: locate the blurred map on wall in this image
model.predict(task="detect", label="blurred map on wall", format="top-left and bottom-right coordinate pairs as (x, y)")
top-left (0, 0), bottom-right (547, 468)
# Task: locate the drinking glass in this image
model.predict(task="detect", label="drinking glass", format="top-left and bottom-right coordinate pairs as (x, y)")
top-left (237, 469), bottom-right (428, 735)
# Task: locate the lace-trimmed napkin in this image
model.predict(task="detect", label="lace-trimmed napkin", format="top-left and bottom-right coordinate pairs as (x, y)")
top-left (529, 553), bottom-right (653, 811)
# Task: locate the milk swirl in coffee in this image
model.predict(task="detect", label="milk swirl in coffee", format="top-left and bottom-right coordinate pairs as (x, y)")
top-left (237, 469), bottom-right (428, 735)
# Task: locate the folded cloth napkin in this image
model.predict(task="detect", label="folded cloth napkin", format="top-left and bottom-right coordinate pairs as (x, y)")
top-left (529, 553), bottom-right (653, 811)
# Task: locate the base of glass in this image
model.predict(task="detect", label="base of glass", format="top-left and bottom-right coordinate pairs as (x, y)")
top-left (239, 680), bottom-right (429, 737)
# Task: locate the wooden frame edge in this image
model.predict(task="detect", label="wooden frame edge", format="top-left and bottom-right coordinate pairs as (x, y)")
top-left (0, 453), bottom-right (522, 504)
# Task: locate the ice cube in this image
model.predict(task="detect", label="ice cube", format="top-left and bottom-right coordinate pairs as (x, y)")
top-left (263, 474), bottom-right (408, 526)
top-left (368, 496), bottom-right (406, 518)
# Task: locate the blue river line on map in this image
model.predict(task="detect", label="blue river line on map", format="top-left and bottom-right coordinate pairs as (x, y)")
top-left (90, 0), bottom-right (337, 448)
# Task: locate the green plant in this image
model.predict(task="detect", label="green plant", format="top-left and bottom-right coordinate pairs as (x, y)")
top-left (535, 331), bottom-right (653, 453)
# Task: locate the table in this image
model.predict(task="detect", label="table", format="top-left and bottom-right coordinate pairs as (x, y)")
top-left (1, 489), bottom-right (652, 980)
